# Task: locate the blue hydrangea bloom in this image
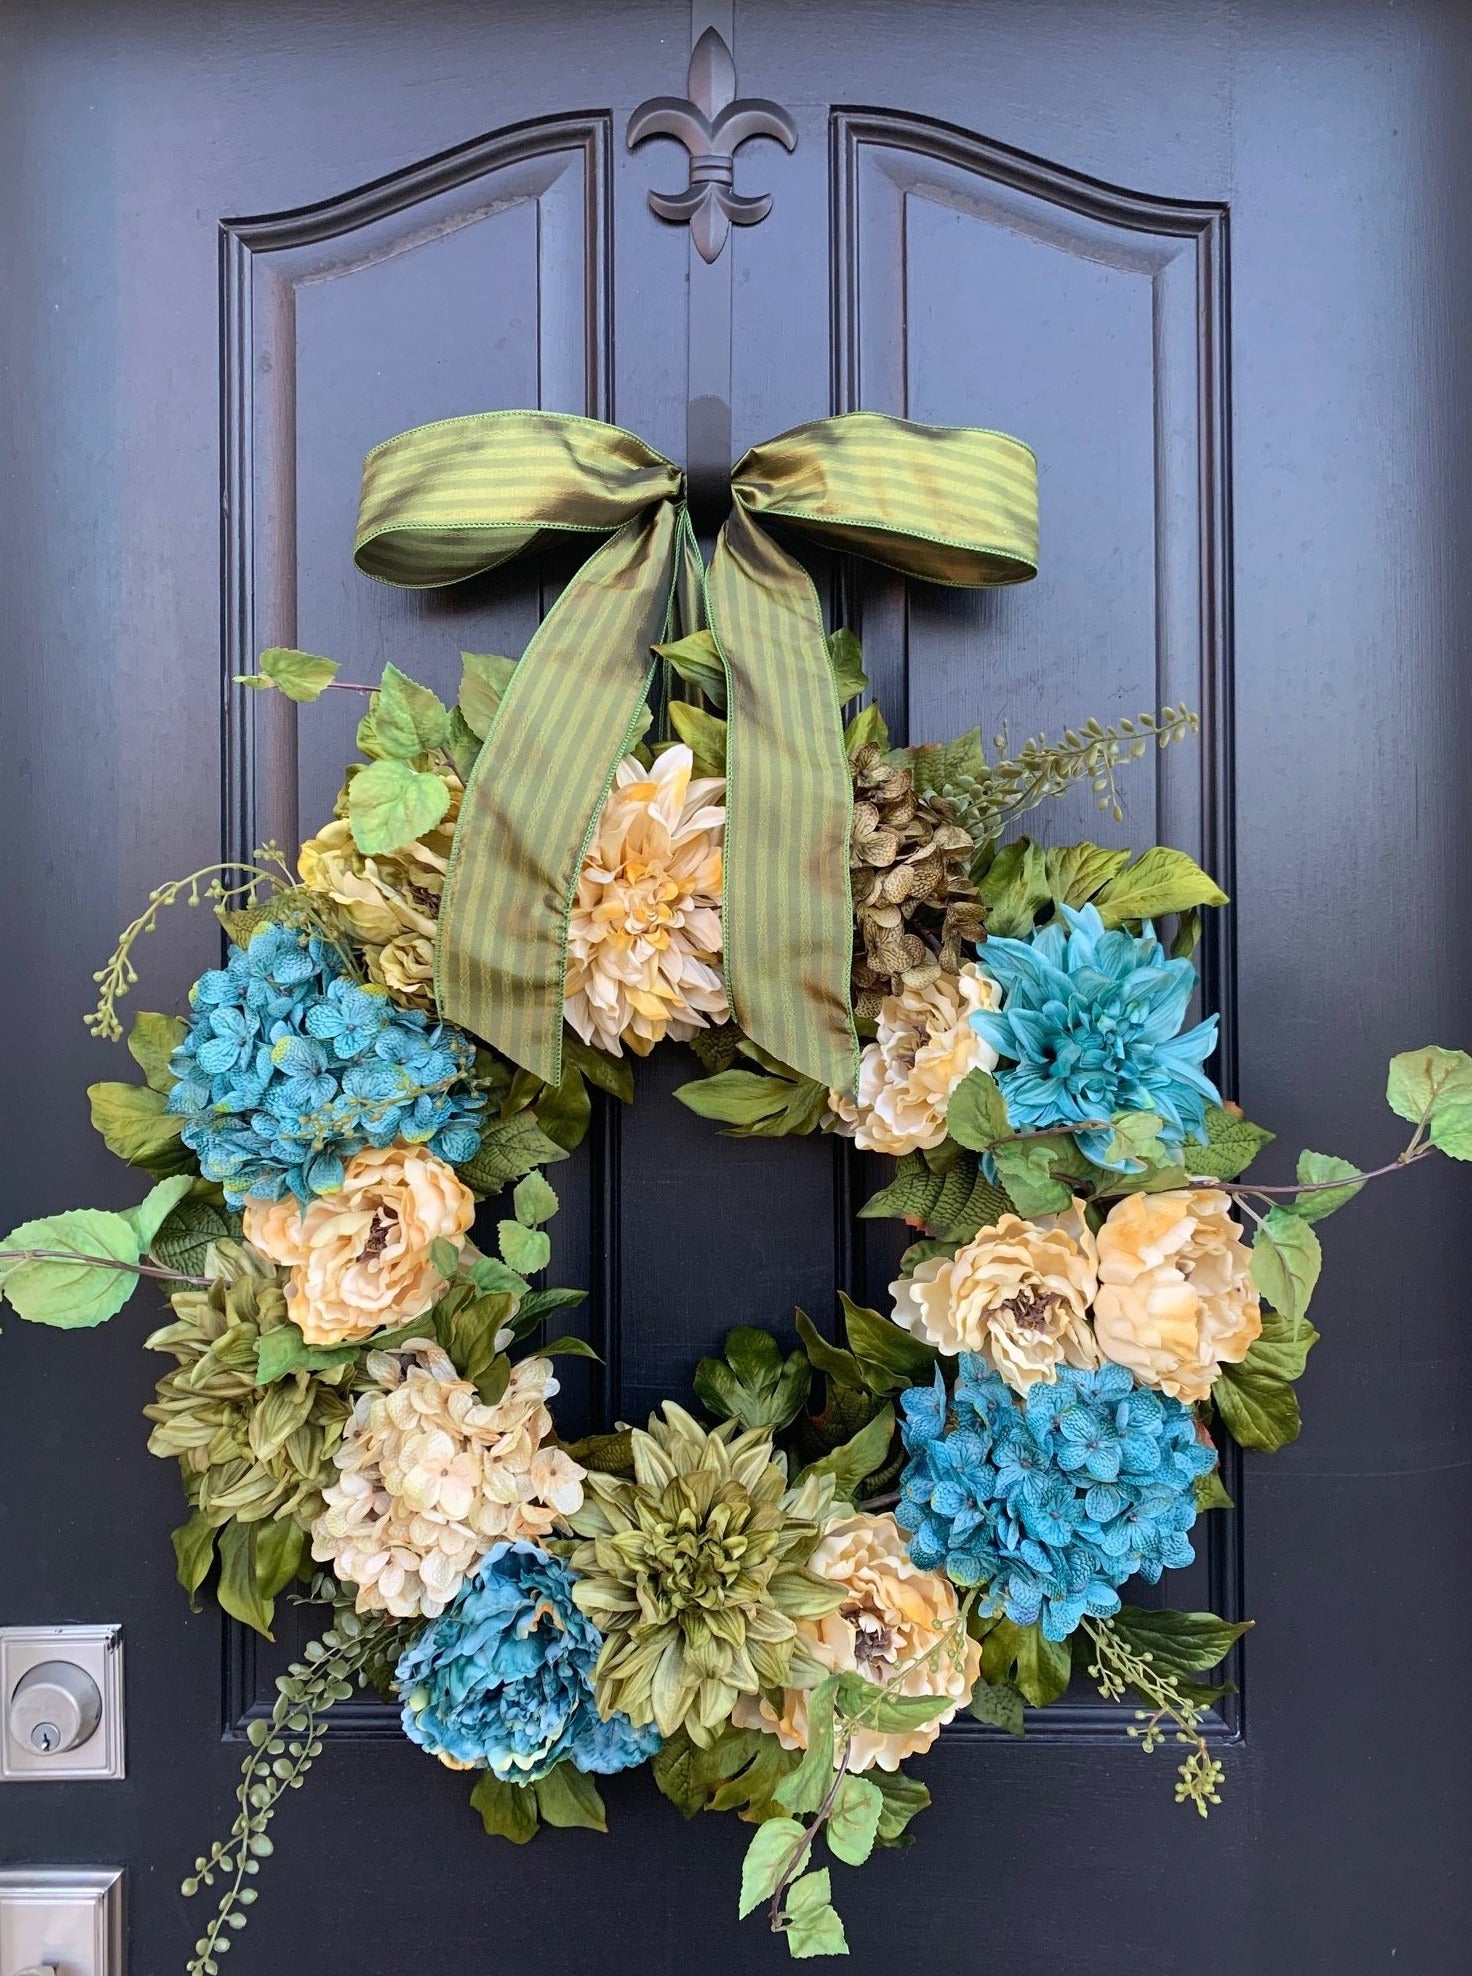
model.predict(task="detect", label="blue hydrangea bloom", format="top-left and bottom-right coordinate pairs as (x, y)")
top-left (898, 1360), bottom-right (1215, 1641)
top-left (395, 1542), bottom-right (660, 1780)
top-left (165, 921), bottom-right (484, 1205)
top-left (970, 903), bottom-right (1220, 1166)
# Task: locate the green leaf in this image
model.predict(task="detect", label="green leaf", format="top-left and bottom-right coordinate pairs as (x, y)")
top-left (456, 1113), bottom-right (570, 1195)
top-left (1250, 1207), bottom-right (1322, 1322)
top-left (429, 1237), bottom-right (461, 1279)
top-left (347, 757), bottom-right (451, 855)
top-left (1386, 1045), bottom-right (1472, 1129)
top-left (835, 1672), bottom-right (952, 1736)
top-left (458, 652), bottom-right (518, 739)
top-left (668, 700), bottom-right (728, 778)
top-left (783, 1870), bottom-right (849, 1959)
top-left (1287, 1150), bottom-right (1365, 1223)
top-left (1104, 1111), bottom-right (1170, 1170)
top-left (515, 1286), bottom-right (588, 1325)
top-left (907, 727), bottom-right (986, 805)
top-left (444, 704), bottom-right (482, 782)
top-left (858, 1154), bottom-right (941, 1224)
top-left (797, 1404), bottom-right (895, 1498)
top-left (254, 1323), bottom-right (358, 1384)
top-left (826, 629), bottom-right (868, 706)
top-left (838, 1292), bottom-right (938, 1393)
top-left (776, 1677), bottom-right (838, 1815)
top-left (844, 701), bottom-right (889, 753)
top-left (1239, 1304), bottom-right (1320, 1384)
top-left (127, 1011), bottom-right (187, 1093)
top-left (123, 1175), bottom-right (195, 1252)
top-left (979, 1617), bottom-right (1072, 1707)
top-left (990, 1140), bottom-right (1073, 1218)
top-left (238, 647), bottom-right (339, 702)
top-left (253, 1517), bottom-right (306, 1604)
top-left (374, 662), bottom-right (449, 758)
top-left (531, 1062), bottom-right (594, 1152)
top-left (946, 1068), bottom-right (1012, 1153)
top-left (0, 1208), bottom-right (144, 1327)
top-left (474, 1355), bottom-right (512, 1406)
top-left (215, 1521), bottom-right (275, 1638)
top-left (562, 1030), bottom-right (636, 1103)
top-left (694, 1326), bottom-right (811, 1433)
top-left (532, 1761), bottom-right (608, 1831)
top-left (1044, 842), bottom-right (1131, 910)
top-left (656, 630), bottom-right (728, 711)
top-left (171, 1511), bottom-right (217, 1604)
top-left (513, 1171), bottom-right (559, 1227)
top-left (151, 1195), bottom-right (237, 1278)
top-left (498, 1221), bottom-right (551, 1275)
top-left (86, 1079), bottom-right (190, 1173)
top-left (794, 1308), bottom-right (868, 1392)
top-left (1213, 1355), bottom-right (1304, 1452)
top-left (826, 1776), bottom-right (882, 1867)
top-left (1194, 1467), bottom-right (1235, 1511)
top-left (1108, 1605), bottom-right (1251, 1681)
top-left (870, 1767), bottom-right (930, 1847)
top-left (1093, 846), bottom-right (1229, 927)
top-left (653, 1724), bottom-right (796, 1821)
top-left (967, 1677), bottom-right (1025, 1737)
top-left (469, 1770), bottom-right (540, 1844)
top-left (673, 1064), bottom-right (827, 1137)
top-left (538, 1335), bottom-right (601, 1362)
top-left (978, 835), bottom-right (1051, 937)
top-left (739, 1817), bottom-right (806, 1917)
top-left (1180, 1104), bottom-right (1275, 1180)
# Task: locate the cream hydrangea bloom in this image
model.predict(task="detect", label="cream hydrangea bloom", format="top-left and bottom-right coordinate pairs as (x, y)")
top-left (312, 1340), bottom-right (585, 1619)
top-left (243, 1144), bottom-right (475, 1346)
top-left (1093, 1188), bottom-right (1261, 1404)
top-left (732, 1512), bottom-right (981, 1772)
top-left (828, 963), bottom-right (1001, 1156)
top-left (297, 781), bottom-right (460, 1010)
top-left (891, 1202), bottom-right (1101, 1393)
top-left (563, 744), bottom-right (728, 1057)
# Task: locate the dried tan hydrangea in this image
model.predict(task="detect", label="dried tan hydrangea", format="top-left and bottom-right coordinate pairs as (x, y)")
top-left (733, 1511), bottom-right (981, 1772)
top-left (1093, 1189), bottom-right (1261, 1404)
top-left (563, 744), bottom-right (728, 1057)
top-left (828, 962), bottom-right (1001, 1156)
top-left (312, 1340), bottom-right (585, 1619)
top-left (243, 1143), bottom-right (474, 1346)
top-left (891, 1203), bottom-right (1101, 1393)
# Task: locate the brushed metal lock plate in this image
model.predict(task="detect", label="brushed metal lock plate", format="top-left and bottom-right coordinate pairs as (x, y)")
top-left (0, 1628), bottom-right (124, 1782)
top-left (0, 1866), bottom-right (123, 1975)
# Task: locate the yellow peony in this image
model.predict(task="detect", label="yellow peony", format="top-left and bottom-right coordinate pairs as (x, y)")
top-left (1093, 1188), bottom-right (1262, 1404)
top-left (732, 1512), bottom-right (981, 1771)
top-left (242, 1144), bottom-right (475, 1346)
top-left (297, 781), bottom-right (460, 1009)
top-left (891, 1203), bottom-right (1100, 1392)
top-left (828, 963), bottom-right (1001, 1156)
top-left (563, 744), bottom-right (728, 1057)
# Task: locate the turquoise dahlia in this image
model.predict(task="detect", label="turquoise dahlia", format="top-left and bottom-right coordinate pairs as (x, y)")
top-left (970, 902), bottom-right (1219, 1166)
top-left (395, 1542), bottom-right (660, 1780)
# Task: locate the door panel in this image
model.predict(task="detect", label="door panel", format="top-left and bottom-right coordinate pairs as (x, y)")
top-left (3, 3), bottom-right (1470, 1972)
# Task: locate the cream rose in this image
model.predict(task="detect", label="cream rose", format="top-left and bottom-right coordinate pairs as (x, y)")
top-left (1093, 1188), bottom-right (1261, 1404)
top-left (243, 1143), bottom-right (475, 1345)
top-left (828, 962), bottom-right (1001, 1157)
top-left (732, 1512), bottom-right (981, 1772)
top-left (891, 1203), bottom-right (1100, 1393)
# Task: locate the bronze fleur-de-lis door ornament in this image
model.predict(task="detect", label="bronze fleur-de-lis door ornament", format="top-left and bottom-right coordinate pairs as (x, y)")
top-left (627, 26), bottom-right (797, 263)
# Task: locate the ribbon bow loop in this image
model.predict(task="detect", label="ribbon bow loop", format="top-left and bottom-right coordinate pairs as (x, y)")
top-left (353, 409), bottom-right (1037, 1096)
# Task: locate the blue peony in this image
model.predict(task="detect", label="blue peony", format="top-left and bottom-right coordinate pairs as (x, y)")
top-left (971, 903), bottom-right (1220, 1167)
top-left (165, 921), bottom-right (485, 1205)
top-left (395, 1542), bottom-right (660, 1781)
top-left (897, 1359), bottom-right (1215, 1641)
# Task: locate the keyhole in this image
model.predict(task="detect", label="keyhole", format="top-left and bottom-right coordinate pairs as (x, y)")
top-left (30, 1721), bottom-right (61, 1753)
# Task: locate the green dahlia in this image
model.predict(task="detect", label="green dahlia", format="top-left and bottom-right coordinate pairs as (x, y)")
top-left (563, 1404), bottom-right (844, 1745)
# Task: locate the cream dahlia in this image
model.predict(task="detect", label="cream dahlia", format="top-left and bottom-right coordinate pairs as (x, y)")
top-left (732, 1511), bottom-right (981, 1772)
top-left (1093, 1188), bottom-right (1261, 1404)
top-left (563, 744), bottom-right (728, 1057)
top-left (891, 1202), bottom-right (1100, 1392)
top-left (242, 1143), bottom-right (475, 1346)
top-left (828, 963), bottom-right (1001, 1156)
top-left (312, 1340), bottom-right (585, 1619)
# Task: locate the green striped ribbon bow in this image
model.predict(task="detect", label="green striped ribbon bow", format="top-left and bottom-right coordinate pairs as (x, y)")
top-left (354, 409), bottom-right (1037, 1095)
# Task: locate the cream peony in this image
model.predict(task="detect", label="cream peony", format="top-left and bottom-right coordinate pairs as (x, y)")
top-left (891, 1203), bottom-right (1100, 1393)
top-left (1093, 1189), bottom-right (1261, 1404)
top-left (828, 963), bottom-right (1001, 1156)
top-left (312, 1340), bottom-right (586, 1619)
top-left (563, 744), bottom-right (728, 1057)
top-left (242, 1144), bottom-right (475, 1346)
top-left (297, 782), bottom-right (460, 1010)
top-left (732, 1512), bottom-right (981, 1771)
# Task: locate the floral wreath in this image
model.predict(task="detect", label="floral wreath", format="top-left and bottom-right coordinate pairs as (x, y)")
top-left (4, 409), bottom-right (1469, 1972)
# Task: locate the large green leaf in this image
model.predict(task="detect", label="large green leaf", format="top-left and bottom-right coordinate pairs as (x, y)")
top-left (458, 652), bottom-right (518, 739)
top-left (967, 1677), bottom-right (1025, 1737)
top-left (826, 628), bottom-right (868, 706)
top-left (870, 1767), bottom-right (930, 1847)
top-left (656, 630), bottom-right (728, 711)
top-left (978, 835), bottom-right (1050, 937)
top-left (739, 1817), bottom-right (806, 1917)
top-left (795, 1404), bottom-right (894, 1498)
top-left (835, 1671), bottom-right (953, 1736)
top-left (1044, 842), bottom-right (1131, 910)
top-left (1235, 1305), bottom-right (1320, 1385)
top-left (237, 646), bottom-right (339, 701)
top-left (1287, 1150), bottom-right (1365, 1223)
top-left (1385, 1044), bottom-right (1472, 1126)
top-left (347, 758), bottom-right (451, 854)
top-left (1093, 846), bottom-right (1228, 927)
top-left (1180, 1104), bottom-right (1275, 1180)
top-left (498, 1221), bottom-right (550, 1276)
top-left (123, 1175), bottom-right (196, 1252)
top-left (455, 1114), bottom-right (569, 1195)
top-left (775, 1678), bottom-right (838, 1815)
top-left (1249, 1207), bottom-right (1321, 1322)
top-left (215, 1520), bottom-right (275, 1638)
top-left (978, 1616), bottom-right (1072, 1706)
top-left (783, 1869), bottom-right (849, 1959)
top-left (561, 1030), bottom-right (636, 1102)
top-left (1107, 1605), bottom-right (1251, 1681)
top-left (838, 1292), bottom-right (938, 1393)
top-left (945, 1069), bottom-right (1012, 1153)
top-left (990, 1140), bottom-right (1074, 1217)
top-left (127, 1010), bottom-right (187, 1092)
top-left (532, 1761), bottom-right (607, 1831)
top-left (673, 1063), bottom-right (827, 1137)
top-left (0, 1208), bottom-right (144, 1327)
top-left (86, 1080), bottom-right (189, 1173)
top-left (255, 1323), bottom-right (360, 1385)
top-left (512, 1171), bottom-right (559, 1227)
top-left (171, 1510), bottom-right (217, 1604)
top-left (1213, 1356), bottom-right (1304, 1452)
top-left (668, 700), bottom-right (728, 778)
top-left (374, 662), bottom-right (449, 757)
top-left (908, 727), bottom-right (986, 805)
top-left (825, 1775), bottom-right (883, 1866)
top-left (469, 1770), bottom-right (540, 1844)
top-left (694, 1326), bottom-right (811, 1433)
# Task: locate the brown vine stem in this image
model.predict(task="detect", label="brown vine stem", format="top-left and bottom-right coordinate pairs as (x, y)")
top-left (768, 1737), bottom-right (852, 1935)
top-left (0, 1247), bottom-right (212, 1289)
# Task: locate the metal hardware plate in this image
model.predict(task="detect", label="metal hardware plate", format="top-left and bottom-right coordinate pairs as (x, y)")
top-left (0, 1867), bottom-right (123, 1976)
top-left (0, 1628), bottom-right (124, 1782)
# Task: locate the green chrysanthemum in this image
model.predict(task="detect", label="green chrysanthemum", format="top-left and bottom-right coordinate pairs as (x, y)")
top-left (563, 1404), bottom-right (844, 1746)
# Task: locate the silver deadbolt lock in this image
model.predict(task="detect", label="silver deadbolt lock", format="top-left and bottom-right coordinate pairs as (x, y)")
top-left (8, 1660), bottom-right (103, 1757)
